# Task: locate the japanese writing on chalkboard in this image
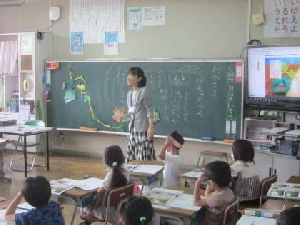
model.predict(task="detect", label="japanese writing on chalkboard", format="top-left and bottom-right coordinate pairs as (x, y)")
top-left (265, 0), bottom-right (300, 37)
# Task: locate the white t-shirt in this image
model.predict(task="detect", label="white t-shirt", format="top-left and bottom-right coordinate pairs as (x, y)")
top-left (230, 160), bottom-right (256, 178)
top-left (163, 151), bottom-right (183, 187)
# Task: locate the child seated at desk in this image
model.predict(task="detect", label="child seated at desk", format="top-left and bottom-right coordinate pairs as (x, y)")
top-left (158, 130), bottom-right (184, 187)
top-left (118, 196), bottom-right (153, 225)
top-left (194, 161), bottom-right (234, 225)
top-left (5, 176), bottom-right (65, 225)
top-left (231, 140), bottom-right (260, 204)
top-left (80, 145), bottom-right (128, 223)
top-left (277, 207), bottom-right (300, 225)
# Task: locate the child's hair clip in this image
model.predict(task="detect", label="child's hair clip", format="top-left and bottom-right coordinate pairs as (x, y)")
top-left (139, 216), bottom-right (146, 222)
top-left (112, 162), bottom-right (118, 167)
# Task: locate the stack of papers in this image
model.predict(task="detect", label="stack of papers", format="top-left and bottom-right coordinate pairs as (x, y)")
top-left (236, 215), bottom-right (276, 225)
top-left (267, 182), bottom-right (300, 200)
top-left (126, 165), bottom-right (164, 175)
top-left (50, 177), bottom-right (103, 194)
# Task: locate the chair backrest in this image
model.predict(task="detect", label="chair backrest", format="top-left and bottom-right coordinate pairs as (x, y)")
top-left (103, 182), bottom-right (134, 223)
top-left (25, 120), bottom-right (45, 127)
top-left (259, 175), bottom-right (277, 207)
top-left (106, 182), bottom-right (134, 208)
top-left (260, 175), bottom-right (277, 196)
top-left (221, 196), bottom-right (239, 225)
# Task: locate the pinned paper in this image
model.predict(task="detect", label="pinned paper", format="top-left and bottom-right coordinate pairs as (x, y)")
top-left (252, 13), bottom-right (265, 26)
top-left (104, 31), bottom-right (119, 55)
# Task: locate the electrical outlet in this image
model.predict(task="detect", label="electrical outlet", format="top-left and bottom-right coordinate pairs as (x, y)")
top-left (296, 114), bottom-right (300, 120)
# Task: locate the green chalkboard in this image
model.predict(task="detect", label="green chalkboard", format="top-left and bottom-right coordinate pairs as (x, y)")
top-left (47, 60), bottom-right (243, 140)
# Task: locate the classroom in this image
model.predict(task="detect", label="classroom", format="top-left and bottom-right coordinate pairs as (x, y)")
top-left (1, 0), bottom-right (300, 224)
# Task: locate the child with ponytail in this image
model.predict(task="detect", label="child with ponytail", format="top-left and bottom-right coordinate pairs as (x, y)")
top-left (118, 196), bottom-right (153, 225)
top-left (80, 145), bottom-right (128, 224)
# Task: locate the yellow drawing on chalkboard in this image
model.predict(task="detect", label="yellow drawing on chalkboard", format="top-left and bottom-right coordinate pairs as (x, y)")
top-left (66, 64), bottom-right (124, 130)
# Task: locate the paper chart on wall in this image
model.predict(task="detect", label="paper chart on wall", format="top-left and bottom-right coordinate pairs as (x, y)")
top-left (142, 6), bottom-right (165, 26)
top-left (127, 7), bottom-right (142, 30)
top-left (264, 0), bottom-right (300, 37)
top-left (70, 0), bottom-right (125, 44)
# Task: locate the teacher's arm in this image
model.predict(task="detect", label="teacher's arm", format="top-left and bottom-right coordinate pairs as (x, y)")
top-left (143, 89), bottom-right (154, 139)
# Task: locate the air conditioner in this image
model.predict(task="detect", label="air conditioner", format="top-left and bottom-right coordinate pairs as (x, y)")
top-left (0, 0), bottom-right (24, 6)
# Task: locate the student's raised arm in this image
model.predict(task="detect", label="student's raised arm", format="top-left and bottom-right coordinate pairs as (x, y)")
top-left (158, 136), bottom-right (172, 160)
top-left (193, 175), bottom-right (209, 207)
top-left (5, 192), bottom-right (23, 221)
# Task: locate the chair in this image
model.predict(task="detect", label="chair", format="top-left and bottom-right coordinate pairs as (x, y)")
top-left (259, 175), bottom-right (277, 207)
top-left (221, 196), bottom-right (239, 225)
top-left (10, 120), bottom-right (46, 171)
top-left (104, 182), bottom-right (134, 223)
top-left (81, 183), bottom-right (134, 225)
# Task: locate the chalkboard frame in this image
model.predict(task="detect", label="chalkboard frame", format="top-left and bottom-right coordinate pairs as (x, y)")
top-left (46, 58), bottom-right (244, 141)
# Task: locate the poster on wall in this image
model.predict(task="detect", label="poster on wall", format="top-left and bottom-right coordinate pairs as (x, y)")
top-left (70, 32), bottom-right (84, 54)
top-left (104, 31), bottom-right (119, 55)
top-left (69, 0), bottom-right (125, 44)
top-left (142, 6), bottom-right (165, 26)
top-left (265, 0), bottom-right (300, 37)
top-left (127, 7), bottom-right (142, 30)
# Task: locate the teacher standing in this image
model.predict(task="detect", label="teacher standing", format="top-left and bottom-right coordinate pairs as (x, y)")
top-left (115, 67), bottom-right (156, 162)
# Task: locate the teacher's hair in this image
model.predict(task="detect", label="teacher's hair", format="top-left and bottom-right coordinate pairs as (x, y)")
top-left (129, 67), bottom-right (147, 87)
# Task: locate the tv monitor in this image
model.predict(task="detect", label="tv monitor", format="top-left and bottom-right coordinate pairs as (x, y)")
top-left (246, 45), bottom-right (300, 110)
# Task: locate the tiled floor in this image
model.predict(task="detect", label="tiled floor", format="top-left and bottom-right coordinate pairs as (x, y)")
top-left (0, 151), bottom-right (106, 225)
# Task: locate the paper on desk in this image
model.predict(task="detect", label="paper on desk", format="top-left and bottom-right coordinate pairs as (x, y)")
top-left (50, 180), bottom-right (74, 195)
top-left (0, 209), bottom-right (27, 222)
top-left (143, 188), bottom-right (183, 205)
top-left (51, 177), bottom-right (103, 191)
top-left (131, 165), bottom-right (164, 174)
top-left (183, 171), bottom-right (203, 179)
top-left (236, 215), bottom-right (276, 225)
top-left (166, 194), bottom-right (201, 211)
top-left (124, 164), bottom-right (138, 172)
top-left (75, 177), bottom-right (103, 191)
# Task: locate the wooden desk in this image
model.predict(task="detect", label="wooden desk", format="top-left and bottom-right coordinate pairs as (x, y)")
top-left (262, 199), bottom-right (299, 210)
top-left (287, 176), bottom-right (300, 184)
top-left (129, 160), bottom-right (164, 194)
top-left (0, 126), bottom-right (54, 177)
top-left (0, 138), bottom-right (11, 183)
top-left (149, 186), bottom-right (201, 225)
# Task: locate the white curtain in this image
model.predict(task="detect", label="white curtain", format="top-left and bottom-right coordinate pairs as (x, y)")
top-left (0, 41), bottom-right (18, 75)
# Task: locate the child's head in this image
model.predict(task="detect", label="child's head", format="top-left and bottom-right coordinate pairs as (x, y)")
top-left (170, 130), bottom-right (184, 149)
top-left (105, 145), bottom-right (125, 167)
top-left (118, 196), bottom-right (153, 225)
top-left (277, 207), bottom-right (300, 225)
top-left (105, 145), bottom-right (127, 188)
top-left (205, 161), bottom-right (231, 189)
top-left (232, 139), bottom-right (255, 163)
top-left (21, 176), bottom-right (51, 208)
top-left (127, 67), bottom-right (147, 88)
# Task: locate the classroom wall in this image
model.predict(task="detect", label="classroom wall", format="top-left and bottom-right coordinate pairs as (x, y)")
top-left (1, 0), bottom-right (300, 166)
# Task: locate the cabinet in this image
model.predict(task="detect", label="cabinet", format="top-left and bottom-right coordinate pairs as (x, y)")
top-left (0, 32), bottom-right (51, 120)
top-left (255, 150), bottom-right (300, 182)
